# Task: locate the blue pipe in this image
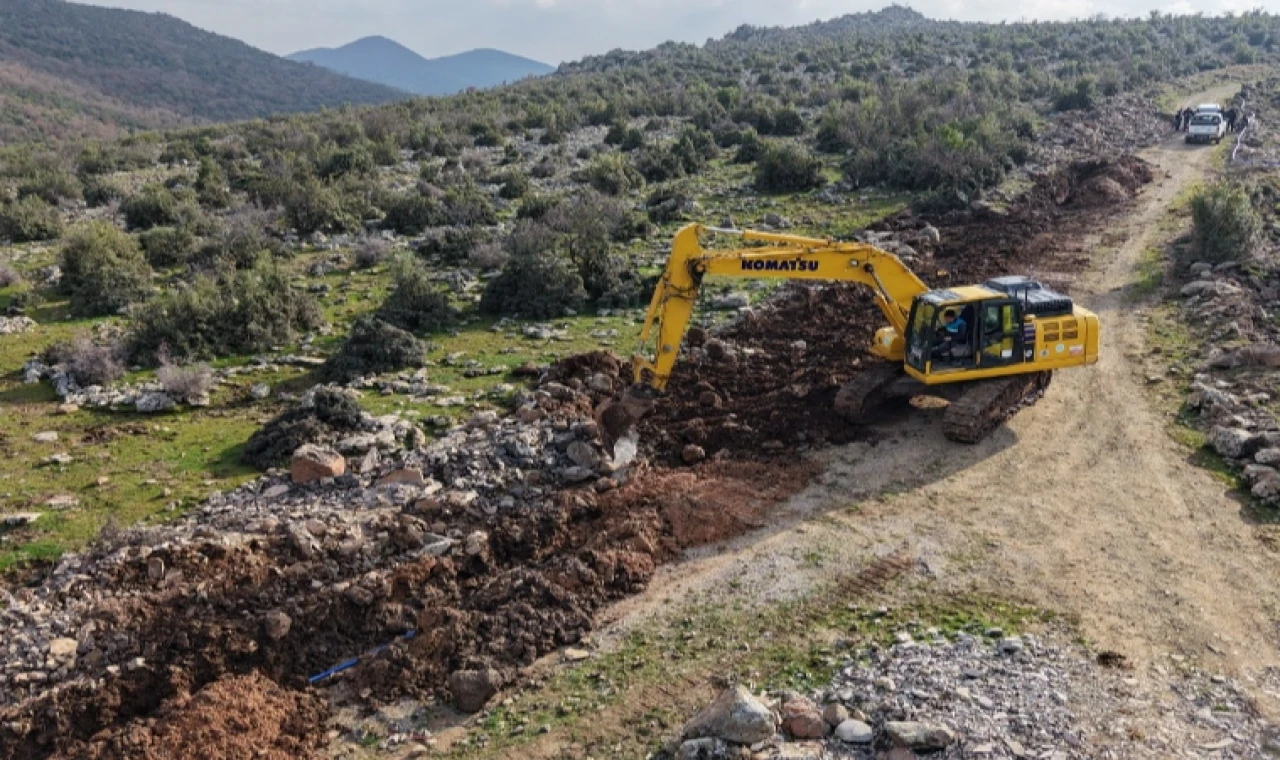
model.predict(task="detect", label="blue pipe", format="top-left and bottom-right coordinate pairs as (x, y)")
top-left (308, 630), bottom-right (417, 684)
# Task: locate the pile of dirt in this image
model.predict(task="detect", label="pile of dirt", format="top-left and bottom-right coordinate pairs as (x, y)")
top-left (53, 674), bottom-right (329, 760)
top-left (621, 156), bottom-right (1153, 464)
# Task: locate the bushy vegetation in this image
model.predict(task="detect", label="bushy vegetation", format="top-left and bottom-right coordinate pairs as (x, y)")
top-left (481, 249), bottom-right (587, 319)
top-left (376, 257), bottom-right (457, 333)
top-left (120, 185), bottom-right (189, 231)
top-left (382, 192), bottom-right (446, 235)
top-left (58, 222), bottom-right (152, 317)
top-left (1190, 182), bottom-right (1259, 264)
top-left (157, 361), bottom-right (215, 403)
top-left (754, 141), bottom-right (825, 192)
top-left (44, 337), bottom-right (125, 387)
top-left (0, 196), bottom-right (63, 242)
top-left (139, 226), bottom-right (196, 268)
top-left (241, 387), bottom-right (365, 469)
top-left (127, 259), bottom-right (321, 363)
top-left (321, 316), bottom-right (426, 383)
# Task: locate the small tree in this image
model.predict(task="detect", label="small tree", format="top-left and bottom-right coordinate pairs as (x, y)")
top-left (121, 186), bottom-right (185, 230)
top-left (0, 196), bottom-right (63, 242)
top-left (382, 192), bottom-right (447, 235)
top-left (481, 251), bottom-right (586, 319)
top-left (139, 226), bottom-right (197, 268)
top-left (754, 141), bottom-right (826, 192)
top-left (1190, 182), bottom-right (1259, 264)
top-left (322, 316), bottom-right (425, 383)
top-left (584, 153), bottom-right (643, 195)
top-left (377, 256), bottom-right (457, 333)
top-left (59, 222), bottom-right (152, 317)
top-left (285, 177), bottom-right (356, 236)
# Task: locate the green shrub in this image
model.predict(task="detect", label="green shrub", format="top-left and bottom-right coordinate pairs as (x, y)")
top-left (382, 192), bottom-right (447, 235)
top-left (286, 178), bottom-right (357, 235)
top-left (18, 170), bottom-right (82, 204)
top-left (417, 227), bottom-right (487, 264)
top-left (498, 170), bottom-right (530, 200)
top-left (195, 157), bottom-right (232, 209)
top-left (754, 141), bottom-right (825, 192)
top-left (319, 147), bottom-right (374, 179)
top-left (353, 236), bottom-right (390, 268)
top-left (481, 251), bottom-right (586, 319)
top-left (121, 186), bottom-right (186, 230)
top-left (733, 130), bottom-right (766, 164)
top-left (82, 176), bottom-right (124, 208)
top-left (321, 316), bottom-right (425, 383)
top-left (771, 107), bottom-right (806, 136)
top-left (517, 193), bottom-right (560, 220)
top-left (241, 387), bottom-right (364, 470)
top-left (376, 257), bottom-right (456, 333)
top-left (195, 208), bottom-right (282, 269)
top-left (59, 222), bottom-right (152, 317)
top-left (584, 153), bottom-right (643, 195)
top-left (127, 259), bottom-right (321, 363)
top-left (0, 196), bottom-right (63, 242)
top-left (1190, 182), bottom-right (1259, 264)
top-left (139, 226), bottom-right (196, 268)
top-left (443, 184), bottom-right (498, 226)
top-left (633, 144), bottom-right (685, 183)
top-left (1053, 78), bottom-right (1097, 112)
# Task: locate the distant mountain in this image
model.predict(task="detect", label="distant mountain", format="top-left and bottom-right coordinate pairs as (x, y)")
top-left (0, 0), bottom-right (406, 143)
top-left (289, 37), bottom-right (554, 96)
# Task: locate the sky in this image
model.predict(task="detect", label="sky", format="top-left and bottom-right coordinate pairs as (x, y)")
top-left (81, 0), bottom-right (1267, 64)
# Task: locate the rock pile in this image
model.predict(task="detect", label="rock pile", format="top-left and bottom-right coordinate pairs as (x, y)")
top-left (1033, 92), bottom-right (1169, 167)
top-left (667, 632), bottom-right (1275, 759)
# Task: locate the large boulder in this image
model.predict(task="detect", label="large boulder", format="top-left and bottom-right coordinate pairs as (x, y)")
top-left (834, 719), bottom-right (874, 744)
top-left (135, 392), bottom-right (176, 413)
top-left (682, 685), bottom-right (778, 745)
top-left (448, 668), bottom-right (502, 713)
top-left (780, 695), bottom-right (826, 739)
top-left (885, 721), bottom-right (956, 750)
top-left (290, 444), bottom-right (345, 484)
top-left (1209, 426), bottom-right (1264, 460)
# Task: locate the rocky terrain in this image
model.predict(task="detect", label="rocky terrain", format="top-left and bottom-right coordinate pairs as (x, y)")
top-left (666, 631), bottom-right (1276, 759)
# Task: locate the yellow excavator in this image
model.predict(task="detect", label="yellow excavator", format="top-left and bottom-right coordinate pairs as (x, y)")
top-left (627, 224), bottom-right (1099, 442)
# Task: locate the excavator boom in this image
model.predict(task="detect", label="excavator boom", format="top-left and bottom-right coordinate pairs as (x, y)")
top-left (633, 224), bottom-right (930, 390)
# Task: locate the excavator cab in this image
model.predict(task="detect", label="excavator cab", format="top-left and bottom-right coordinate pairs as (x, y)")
top-left (904, 290), bottom-right (1028, 378)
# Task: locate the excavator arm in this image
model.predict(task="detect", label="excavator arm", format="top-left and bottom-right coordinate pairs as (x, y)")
top-left (632, 224), bottom-right (931, 391)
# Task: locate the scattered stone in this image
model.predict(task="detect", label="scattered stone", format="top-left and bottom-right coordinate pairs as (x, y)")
top-left (250, 383), bottom-right (272, 400)
top-left (262, 484), bottom-right (290, 499)
top-left (834, 719), bottom-right (874, 744)
top-left (45, 494), bottom-right (79, 510)
top-left (563, 648), bottom-right (590, 662)
top-left (681, 685), bottom-right (778, 745)
top-left (376, 468), bottom-right (426, 487)
top-left (291, 444), bottom-right (346, 484)
top-left (147, 556), bottom-right (165, 581)
top-left (885, 721), bottom-right (956, 749)
top-left (135, 392), bottom-right (177, 413)
top-left (449, 668), bottom-right (501, 713)
top-left (781, 695), bottom-right (827, 739)
top-left (822, 702), bottom-right (849, 727)
top-left (681, 444), bottom-right (706, 465)
top-left (262, 610), bottom-right (292, 640)
top-left (48, 638), bottom-right (78, 659)
top-left (32, 431), bottom-right (58, 444)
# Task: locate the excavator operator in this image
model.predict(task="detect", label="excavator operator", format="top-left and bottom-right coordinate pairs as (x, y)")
top-left (935, 309), bottom-right (970, 363)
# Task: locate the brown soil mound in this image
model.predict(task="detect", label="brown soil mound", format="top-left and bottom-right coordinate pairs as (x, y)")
top-left (52, 673), bottom-right (329, 760)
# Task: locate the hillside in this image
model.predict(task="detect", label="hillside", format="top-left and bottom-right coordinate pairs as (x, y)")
top-left (289, 36), bottom-right (554, 96)
top-left (5, 6), bottom-right (1280, 760)
top-left (0, 0), bottom-right (406, 142)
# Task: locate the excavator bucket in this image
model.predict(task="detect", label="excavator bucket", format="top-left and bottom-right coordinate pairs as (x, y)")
top-left (597, 384), bottom-right (657, 446)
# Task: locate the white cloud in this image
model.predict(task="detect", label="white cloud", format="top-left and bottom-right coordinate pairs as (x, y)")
top-left (82, 0), bottom-right (1264, 64)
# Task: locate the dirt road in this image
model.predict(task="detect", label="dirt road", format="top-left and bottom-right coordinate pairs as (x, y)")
top-left (589, 84), bottom-right (1280, 728)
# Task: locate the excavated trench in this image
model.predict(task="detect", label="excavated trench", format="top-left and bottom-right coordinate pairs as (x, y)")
top-left (0, 156), bottom-right (1152, 760)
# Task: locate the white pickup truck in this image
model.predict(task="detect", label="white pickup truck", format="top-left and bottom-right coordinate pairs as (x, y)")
top-left (1186, 110), bottom-right (1227, 144)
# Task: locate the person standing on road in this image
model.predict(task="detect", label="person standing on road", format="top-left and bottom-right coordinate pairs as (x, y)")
top-left (1226, 107), bottom-right (1238, 133)
top-left (1174, 110), bottom-right (1184, 131)
top-left (1183, 107), bottom-right (1195, 132)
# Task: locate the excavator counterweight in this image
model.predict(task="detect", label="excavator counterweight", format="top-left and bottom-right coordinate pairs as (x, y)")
top-left (625, 224), bottom-right (1099, 443)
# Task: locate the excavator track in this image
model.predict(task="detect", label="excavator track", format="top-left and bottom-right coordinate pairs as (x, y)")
top-left (834, 363), bottom-right (903, 424)
top-left (942, 372), bottom-right (1052, 444)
